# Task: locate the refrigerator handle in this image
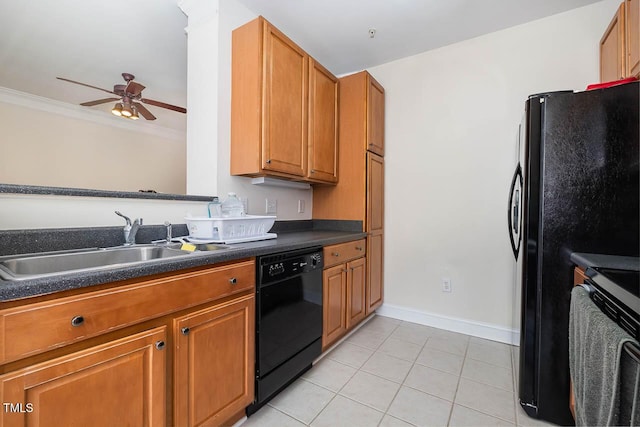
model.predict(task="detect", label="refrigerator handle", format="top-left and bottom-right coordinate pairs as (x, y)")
top-left (508, 163), bottom-right (523, 259)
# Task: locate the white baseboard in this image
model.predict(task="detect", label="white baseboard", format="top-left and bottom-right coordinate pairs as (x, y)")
top-left (376, 303), bottom-right (520, 346)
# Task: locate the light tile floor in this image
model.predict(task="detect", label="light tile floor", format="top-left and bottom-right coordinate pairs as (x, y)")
top-left (242, 315), bottom-right (557, 427)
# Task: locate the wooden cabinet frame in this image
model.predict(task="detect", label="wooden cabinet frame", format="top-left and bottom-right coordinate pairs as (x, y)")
top-left (231, 16), bottom-right (339, 184)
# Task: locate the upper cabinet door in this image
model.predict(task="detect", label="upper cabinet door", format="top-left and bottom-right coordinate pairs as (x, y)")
top-left (367, 75), bottom-right (385, 156)
top-left (627, 0), bottom-right (640, 77)
top-left (262, 22), bottom-right (309, 177)
top-left (308, 58), bottom-right (339, 184)
top-left (600, 3), bottom-right (627, 82)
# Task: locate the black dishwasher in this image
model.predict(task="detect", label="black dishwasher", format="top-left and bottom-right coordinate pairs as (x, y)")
top-left (247, 247), bottom-right (324, 415)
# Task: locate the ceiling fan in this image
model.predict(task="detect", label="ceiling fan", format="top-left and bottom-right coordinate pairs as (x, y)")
top-left (56, 73), bottom-right (186, 121)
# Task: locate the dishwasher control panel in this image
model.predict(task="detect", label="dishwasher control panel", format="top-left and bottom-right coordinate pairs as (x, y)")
top-left (259, 247), bottom-right (323, 285)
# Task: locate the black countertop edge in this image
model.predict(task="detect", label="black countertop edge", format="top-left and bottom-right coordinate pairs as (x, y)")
top-left (0, 183), bottom-right (214, 202)
top-left (570, 252), bottom-right (640, 272)
top-left (0, 230), bottom-right (367, 301)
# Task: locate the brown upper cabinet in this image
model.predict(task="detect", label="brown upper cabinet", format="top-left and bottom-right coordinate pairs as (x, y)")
top-left (309, 59), bottom-right (339, 183)
top-left (231, 17), bottom-right (339, 184)
top-left (627, 0), bottom-right (640, 77)
top-left (367, 76), bottom-right (385, 156)
top-left (600, 0), bottom-right (640, 81)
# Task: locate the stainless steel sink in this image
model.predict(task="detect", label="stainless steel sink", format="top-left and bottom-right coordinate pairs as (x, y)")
top-left (0, 245), bottom-right (193, 281)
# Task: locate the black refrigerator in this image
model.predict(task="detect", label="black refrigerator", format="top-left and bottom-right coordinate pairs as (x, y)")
top-left (507, 82), bottom-right (639, 425)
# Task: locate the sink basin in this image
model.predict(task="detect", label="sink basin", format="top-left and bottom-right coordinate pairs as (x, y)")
top-left (0, 245), bottom-right (193, 281)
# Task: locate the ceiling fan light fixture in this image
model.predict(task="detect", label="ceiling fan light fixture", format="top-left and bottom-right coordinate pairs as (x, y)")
top-left (121, 103), bottom-right (133, 117)
top-left (129, 106), bottom-right (140, 120)
top-left (111, 103), bottom-right (123, 116)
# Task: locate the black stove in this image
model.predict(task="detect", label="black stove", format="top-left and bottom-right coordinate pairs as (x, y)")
top-left (585, 267), bottom-right (640, 340)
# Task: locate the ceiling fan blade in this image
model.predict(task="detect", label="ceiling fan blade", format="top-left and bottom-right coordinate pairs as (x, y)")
top-left (141, 98), bottom-right (186, 114)
top-left (125, 81), bottom-right (145, 97)
top-left (56, 77), bottom-right (116, 95)
top-left (80, 97), bottom-right (120, 107)
top-left (133, 102), bottom-right (156, 120)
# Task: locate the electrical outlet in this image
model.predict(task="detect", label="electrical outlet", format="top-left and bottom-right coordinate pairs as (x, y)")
top-left (298, 200), bottom-right (305, 213)
top-left (265, 199), bottom-right (277, 214)
top-left (442, 278), bottom-right (452, 293)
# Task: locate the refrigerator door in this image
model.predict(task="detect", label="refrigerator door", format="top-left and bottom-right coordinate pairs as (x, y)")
top-left (518, 82), bottom-right (639, 426)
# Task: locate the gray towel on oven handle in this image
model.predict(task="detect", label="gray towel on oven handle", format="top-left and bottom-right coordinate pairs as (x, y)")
top-left (569, 286), bottom-right (639, 427)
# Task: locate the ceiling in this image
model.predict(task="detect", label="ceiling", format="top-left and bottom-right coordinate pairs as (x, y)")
top-left (0, 0), bottom-right (601, 132)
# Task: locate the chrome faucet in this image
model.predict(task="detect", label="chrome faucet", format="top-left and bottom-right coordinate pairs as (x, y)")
top-left (115, 211), bottom-right (143, 245)
top-left (164, 221), bottom-right (172, 244)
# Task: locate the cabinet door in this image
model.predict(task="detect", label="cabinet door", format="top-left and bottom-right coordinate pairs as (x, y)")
top-left (174, 294), bottom-right (255, 427)
top-left (366, 232), bottom-right (384, 314)
top-left (601, 3), bottom-right (626, 82)
top-left (367, 152), bottom-right (384, 234)
top-left (627, 0), bottom-right (640, 77)
top-left (346, 257), bottom-right (367, 329)
top-left (322, 264), bottom-right (347, 349)
top-left (0, 327), bottom-right (166, 427)
top-left (367, 74), bottom-right (385, 156)
top-left (262, 22), bottom-right (308, 177)
top-left (308, 58), bottom-right (339, 183)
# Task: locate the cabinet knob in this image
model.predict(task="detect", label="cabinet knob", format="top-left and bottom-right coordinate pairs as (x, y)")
top-left (332, 252), bottom-right (340, 257)
top-left (181, 327), bottom-right (190, 336)
top-left (355, 246), bottom-right (363, 251)
top-left (229, 277), bottom-right (237, 285)
top-left (155, 341), bottom-right (166, 350)
top-left (71, 316), bottom-right (84, 327)
top-left (266, 159), bottom-right (271, 164)
top-left (310, 169), bottom-right (315, 174)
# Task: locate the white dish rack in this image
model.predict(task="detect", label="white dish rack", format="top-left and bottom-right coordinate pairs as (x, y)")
top-left (185, 215), bottom-right (276, 243)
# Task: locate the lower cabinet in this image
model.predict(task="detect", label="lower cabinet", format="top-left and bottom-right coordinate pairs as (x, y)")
top-left (366, 232), bottom-right (384, 314)
top-left (322, 240), bottom-right (367, 350)
top-left (0, 260), bottom-right (256, 427)
top-left (174, 293), bottom-right (255, 427)
top-left (0, 327), bottom-right (167, 427)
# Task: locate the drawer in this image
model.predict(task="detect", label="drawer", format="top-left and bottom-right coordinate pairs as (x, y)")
top-left (0, 260), bottom-right (255, 364)
top-left (323, 239), bottom-right (366, 268)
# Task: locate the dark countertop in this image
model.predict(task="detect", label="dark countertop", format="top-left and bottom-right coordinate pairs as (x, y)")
top-left (570, 252), bottom-right (640, 271)
top-left (0, 229), bottom-right (367, 302)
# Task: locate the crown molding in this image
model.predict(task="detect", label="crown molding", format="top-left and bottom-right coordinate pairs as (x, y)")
top-left (0, 86), bottom-right (184, 142)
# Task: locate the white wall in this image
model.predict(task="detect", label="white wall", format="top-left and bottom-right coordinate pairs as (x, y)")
top-left (0, 97), bottom-right (186, 194)
top-left (373, 0), bottom-right (619, 343)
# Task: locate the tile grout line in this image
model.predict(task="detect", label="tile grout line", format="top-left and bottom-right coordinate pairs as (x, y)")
top-left (308, 318), bottom-right (402, 426)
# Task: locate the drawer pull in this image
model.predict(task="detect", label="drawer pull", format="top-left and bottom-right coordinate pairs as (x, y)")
top-left (332, 252), bottom-right (340, 257)
top-left (229, 277), bottom-right (237, 285)
top-left (181, 327), bottom-right (190, 336)
top-left (71, 316), bottom-right (84, 327)
top-left (355, 246), bottom-right (363, 251)
top-left (155, 341), bottom-right (166, 350)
